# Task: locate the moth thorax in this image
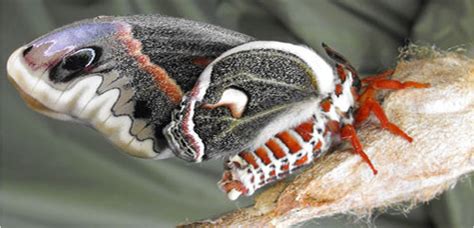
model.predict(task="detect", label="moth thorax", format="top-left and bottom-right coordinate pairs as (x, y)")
top-left (323, 68), bottom-right (357, 128)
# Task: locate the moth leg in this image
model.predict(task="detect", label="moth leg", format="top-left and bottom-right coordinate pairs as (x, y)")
top-left (376, 100), bottom-right (414, 140)
top-left (361, 69), bottom-right (394, 82)
top-left (361, 69), bottom-right (429, 91)
top-left (355, 70), bottom-right (430, 138)
top-left (356, 71), bottom-right (429, 141)
top-left (356, 70), bottom-right (397, 110)
top-left (368, 79), bottom-right (430, 90)
top-left (356, 91), bottom-right (414, 142)
top-left (354, 87), bottom-right (376, 124)
top-left (340, 124), bottom-right (378, 174)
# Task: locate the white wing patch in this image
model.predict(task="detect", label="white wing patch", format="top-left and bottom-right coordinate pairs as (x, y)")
top-left (202, 88), bottom-right (248, 118)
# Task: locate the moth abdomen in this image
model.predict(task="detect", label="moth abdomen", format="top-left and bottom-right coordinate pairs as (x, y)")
top-left (219, 113), bottom-right (331, 199)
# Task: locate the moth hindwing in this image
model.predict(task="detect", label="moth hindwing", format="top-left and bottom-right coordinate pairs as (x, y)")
top-left (164, 41), bottom-right (336, 162)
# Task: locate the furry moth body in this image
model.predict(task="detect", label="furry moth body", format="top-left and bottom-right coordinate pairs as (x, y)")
top-left (6, 15), bottom-right (253, 159)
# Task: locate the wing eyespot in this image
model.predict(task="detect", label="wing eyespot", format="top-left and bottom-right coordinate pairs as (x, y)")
top-left (49, 46), bottom-right (102, 83)
top-left (62, 48), bottom-right (96, 71)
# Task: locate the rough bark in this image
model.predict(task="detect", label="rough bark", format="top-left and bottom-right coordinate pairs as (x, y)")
top-left (181, 47), bottom-right (474, 227)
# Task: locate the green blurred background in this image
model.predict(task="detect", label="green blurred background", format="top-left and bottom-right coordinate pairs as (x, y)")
top-left (1, 0), bottom-right (473, 227)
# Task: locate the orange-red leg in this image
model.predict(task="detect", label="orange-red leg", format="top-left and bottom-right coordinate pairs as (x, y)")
top-left (356, 93), bottom-right (414, 142)
top-left (362, 69), bottom-right (429, 89)
top-left (361, 69), bottom-right (395, 83)
top-left (355, 70), bottom-right (430, 141)
top-left (354, 100), bottom-right (373, 124)
top-left (357, 86), bottom-right (376, 104)
top-left (340, 124), bottom-right (378, 174)
top-left (370, 80), bottom-right (430, 90)
top-left (364, 100), bottom-right (413, 142)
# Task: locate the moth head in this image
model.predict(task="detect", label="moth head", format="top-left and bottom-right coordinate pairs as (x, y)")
top-left (322, 42), bottom-right (361, 91)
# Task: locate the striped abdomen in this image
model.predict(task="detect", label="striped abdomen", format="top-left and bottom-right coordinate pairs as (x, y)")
top-left (219, 113), bottom-right (331, 200)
